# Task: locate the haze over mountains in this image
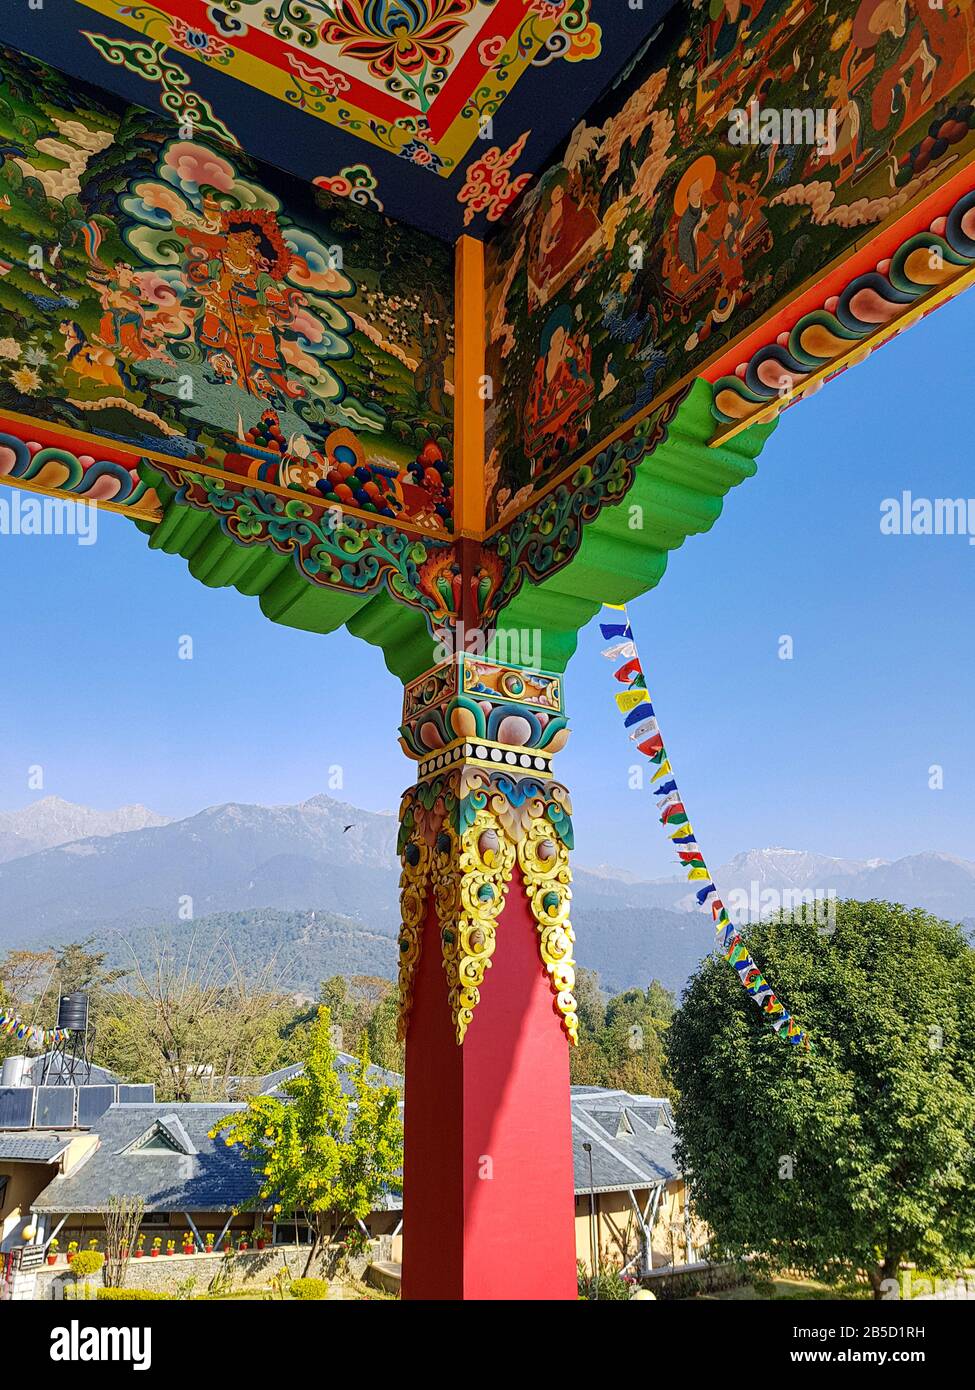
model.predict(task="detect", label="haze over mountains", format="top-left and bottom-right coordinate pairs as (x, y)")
top-left (0, 797), bottom-right (170, 864)
top-left (0, 794), bottom-right (972, 996)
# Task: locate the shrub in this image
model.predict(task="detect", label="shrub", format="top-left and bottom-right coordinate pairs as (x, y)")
top-left (69, 1251), bottom-right (105, 1279)
top-left (576, 1262), bottom-right (633, 1301)
top-left (289, 1277), bottom-right (329, 1300)
top-left (97, 1288), bottom-right (169, 1301)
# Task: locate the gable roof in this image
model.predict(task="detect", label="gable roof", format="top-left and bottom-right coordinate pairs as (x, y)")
top-left (231, 1053), bottom-right (404, 1100)
top-left (571, 1089), bottom-right (679, 1195)
top-left (31, 1082), bottom-right (682, 1216)
top-left (119, 1114), bottom-right (198, 1158)
top-left (31, 1104), bottom-right (252, 1214)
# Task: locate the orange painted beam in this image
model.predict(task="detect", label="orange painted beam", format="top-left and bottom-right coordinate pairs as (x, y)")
top-left (453, 234), bottom-right (486, 538)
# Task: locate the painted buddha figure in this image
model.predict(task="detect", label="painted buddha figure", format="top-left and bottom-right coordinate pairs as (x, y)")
top-left (524, 305), bottom-right (595, 476)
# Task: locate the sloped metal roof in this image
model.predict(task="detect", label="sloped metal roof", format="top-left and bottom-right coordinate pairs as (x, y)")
top-left (32, 1082), bottom-right (682, 1215)
top-left (32, 1105), bottom-right (251, 1214)
top-left (0, 1133), bottom-right (70, 1164)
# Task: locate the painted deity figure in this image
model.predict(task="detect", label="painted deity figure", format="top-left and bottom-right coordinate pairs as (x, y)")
top-left (800, 0), bottom-right (955, 186)
top-left (177, 203), bottom-right (304, 402)
top-left (529, 172), bottom-right (602, 309)
top-left (57, 320), bottom-right (130, 391)
top-left (524, 305), bottom-right (595, 476)
top-left (89, 259), bottom-right (153, 361)
top-left (663, 154), bottom-right (770, 349)
top-left (703, 0), bottom-right (785, 65)
top-left (666, 155), bottom-right (767, 293)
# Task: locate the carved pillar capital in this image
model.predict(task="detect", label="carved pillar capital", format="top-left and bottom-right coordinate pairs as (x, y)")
top-left (397, 654), bottom-right (578, 1046)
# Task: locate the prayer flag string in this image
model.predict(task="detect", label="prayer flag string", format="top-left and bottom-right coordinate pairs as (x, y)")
top-left (600, 610), bottom-right (809, 1049)
top-left (0, 1007), bottom-right (69, 1049)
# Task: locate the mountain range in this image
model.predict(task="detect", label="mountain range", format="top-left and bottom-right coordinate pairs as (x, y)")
top-left (0, 795), bottom-right (972, 997)
top-left (0, 796), bottom-right (170, 864)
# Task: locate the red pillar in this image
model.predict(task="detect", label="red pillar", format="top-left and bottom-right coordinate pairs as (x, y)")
top-left (402, 864), bottom-right (576, 1300)
top-left (397, 654), bottom-right (578, 1300)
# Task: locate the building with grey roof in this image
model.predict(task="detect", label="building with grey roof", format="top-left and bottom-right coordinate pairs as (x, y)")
top-left (19, 1063), bottom-right (696, 1278)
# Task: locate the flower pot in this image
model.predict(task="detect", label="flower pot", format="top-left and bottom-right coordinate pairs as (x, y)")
top-left (205, 1247), bottom-right (213, 1255)
top-left (238, 1243), bottom-right (249, 1253)
top-left (183, 1246), bottom-right (194, 1255)
top-left (150, 1250), bottom-right (159, 1258)
top-left (223, 1245), bottom-right (231, 1254)
top-left (47, 1254), bottom-right (57, 1266)
top-left (135, 1250), bottom-right (143, 1258)
top-left (256, 1240), bottom-right (265, 1250)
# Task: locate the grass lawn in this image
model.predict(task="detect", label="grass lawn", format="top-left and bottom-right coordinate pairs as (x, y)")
top-left (703, 1275), bottom-right (871, 1300)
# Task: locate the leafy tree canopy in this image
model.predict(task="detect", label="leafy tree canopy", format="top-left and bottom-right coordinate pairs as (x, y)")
top-left (569, 968), bottom-right (675, 1095)
top-left (211, 1006), bottom-right (403, 1275)
top-left (667, 900), bottom-right (975, 1296)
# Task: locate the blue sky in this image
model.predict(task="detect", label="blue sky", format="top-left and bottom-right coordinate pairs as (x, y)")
top-left (0, 290), bottom-right (972, 877)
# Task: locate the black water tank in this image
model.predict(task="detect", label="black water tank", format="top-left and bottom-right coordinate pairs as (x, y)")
top-left (57, 992), bottom-right (89, 1032)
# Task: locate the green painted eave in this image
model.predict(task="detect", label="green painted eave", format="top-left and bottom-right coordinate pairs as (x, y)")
top-left (488, 378), bottom-right (777, 671)
top-left (135, 472), bottom-right (438, 684)
top-left (134, 379), bottom-right (773, 686)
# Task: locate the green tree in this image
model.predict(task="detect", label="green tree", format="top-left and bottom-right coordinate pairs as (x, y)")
top-left (667, 901), bottom-right (975, 1296)
top-left (574, 967), bottom-right (606, 1035)
top-left (318, 974), bottom-right (392, 1056)
top-left (568, 972), bottom-right (675, 1091)
top-left (600, 984), bottom-right (671, 1095)
top-left (365, 989), bottom-right (404, 1075)
top-left (211, 1006), bottom-right (403, 1275)
top-left (0, 941), bottom-right (125, 1064)
top-left (96, 937), bottom-right (304, 1100)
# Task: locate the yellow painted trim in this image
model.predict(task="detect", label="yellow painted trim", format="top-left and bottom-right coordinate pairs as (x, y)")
top-left (73, 0), bottom-right (558, 173)
top-left (0, 470), bottom-right (162, 522)
top-left (454, 236), bottom-right (486, 537)
top-left (0, 408), bottom-right (452, 540)
top-left (710, 261), bottom-right (975, 446)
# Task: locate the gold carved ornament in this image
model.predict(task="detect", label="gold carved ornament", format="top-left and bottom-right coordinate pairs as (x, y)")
top-left (396, 771), bottom-right (579, 1045)
top-left (396, 834), bottom-right (431, 1043)
top-left (517, 818), bottom-right (579, 1045)
top-left (433, 815), bottom-right (516, 1045)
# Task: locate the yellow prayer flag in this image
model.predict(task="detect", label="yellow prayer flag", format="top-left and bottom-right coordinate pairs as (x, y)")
top-left (615, 689), bottom-right (648, 714)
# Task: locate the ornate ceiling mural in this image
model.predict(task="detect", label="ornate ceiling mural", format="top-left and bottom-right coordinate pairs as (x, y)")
top-left (483, 0), bottom-right (975, 527)
top-left (0, 45), bottom-right (455, 532)
top-left (78, 0), bottom-right (574, 171)
top-left (2, 0), bottom-right (680, 241)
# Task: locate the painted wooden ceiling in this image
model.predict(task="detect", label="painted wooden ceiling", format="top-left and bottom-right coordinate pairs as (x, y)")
top-left (6, 0), bottom-right (681, 241)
